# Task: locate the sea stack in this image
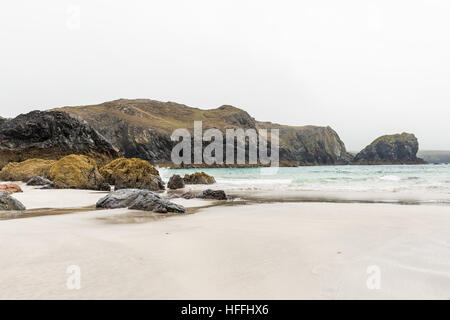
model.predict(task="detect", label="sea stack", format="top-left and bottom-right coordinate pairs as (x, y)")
top-left (353, 133), bottom-right (426, 165)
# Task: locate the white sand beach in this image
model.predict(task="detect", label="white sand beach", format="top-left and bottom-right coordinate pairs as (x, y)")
top-left (1, 186), bottom-right (450, 299)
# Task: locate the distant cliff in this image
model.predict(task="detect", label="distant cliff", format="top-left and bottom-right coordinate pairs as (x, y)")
top-left (0, 110), bottom-right (121, 168)
top-left (353, 133), bottom-right (426, 165)
top-left (418, 151), bottom-right (450, 164)
top-left (54, 99), bottom-right (353, 166)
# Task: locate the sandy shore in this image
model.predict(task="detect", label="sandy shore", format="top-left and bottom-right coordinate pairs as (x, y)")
top-left (1, 186), bottom-right (450, 299)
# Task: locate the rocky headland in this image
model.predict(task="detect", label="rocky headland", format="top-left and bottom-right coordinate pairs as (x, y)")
top-left (353, 133), bottom-right (426, 165)
top-left (54, 99), bottom-right (354, 166)
top-left (0, 99), bottom-right (427, 170)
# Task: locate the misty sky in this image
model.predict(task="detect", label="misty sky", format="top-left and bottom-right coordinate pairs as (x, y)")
top-left (1, 0), bottom-right (450, 151)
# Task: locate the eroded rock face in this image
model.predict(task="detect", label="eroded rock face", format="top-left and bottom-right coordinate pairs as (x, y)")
top-left (0, 110), bottom-right (121, 168)
top-left (0, 159), bottom-right (55, 182)
top-left (0, 183), bottom-right (23, 194)
top-left (183, 172), bottom-right (216, 185)
top-left (354, 133), bottom-right (426, 165)
top-left (50, 154), bottom-right (109, 190)
top-left (26, 176), bottom-right (53, 186)
top-left (96, 189), bottom-right (185, 213)
top-left (167, 174), bottom-right (185, 189)
top-left (0, 192), bottom-right (26, 210)
top-left (100, 158), bottom-right (164, 191)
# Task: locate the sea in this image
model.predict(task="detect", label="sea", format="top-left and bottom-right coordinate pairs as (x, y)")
top-left (160, 164), bottom-right (450, 195)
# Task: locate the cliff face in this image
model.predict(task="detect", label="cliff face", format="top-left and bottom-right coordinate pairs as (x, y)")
top-left (54, 99), bottom-right (353, 166)
top-left (353, 133), bottom-right (426, 165)
top-left (256, 122), bottom-right (353, 165)
top-left (418, 151), bottom-right (450, 164)
top-left (0, 110), bottom-right (121, 168)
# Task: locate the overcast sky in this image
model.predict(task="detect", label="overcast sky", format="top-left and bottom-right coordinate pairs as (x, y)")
top-left (1, 0), bottom-right (450, 151)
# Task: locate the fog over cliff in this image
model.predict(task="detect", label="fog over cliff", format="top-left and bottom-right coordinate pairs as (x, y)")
top-left (1, 1), bottom-right (450, 151)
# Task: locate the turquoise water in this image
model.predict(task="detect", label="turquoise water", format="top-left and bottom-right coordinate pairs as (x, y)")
top-left (159, 164), bottom-right (450, 193)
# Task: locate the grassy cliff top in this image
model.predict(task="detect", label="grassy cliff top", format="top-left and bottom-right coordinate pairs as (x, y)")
top-left (54, 99), bottom-right (257, 133)
top-left (371, 132), bottom-right (417, 145)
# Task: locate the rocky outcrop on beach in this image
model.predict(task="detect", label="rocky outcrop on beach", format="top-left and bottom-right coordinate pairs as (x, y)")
top-left (26, 176), bottom-right (53, 187)
top-left (96, 189), bottom-right (185, 213)
top-left (53, 99), bottom-right (354, 166)
top-left (197, 189), bottom-right (228, 200)
top-left (167, 174), bottom-right (185, 189)
top-left (178, 189), bottom-right (228, 200)
top-left (0, 110), bottom-right (121, 169)
top-left (0, 192), bottom-right (26, 211)
top-left (49, 154), bottom-right (110, 190)
top-left (184, 172), bottom-right (216, 185)
top-left (0, 159), bottom-right (55, 182)
top-left (100, 158), bottom-right (164, 191)
top-left (353, 133), bottom-right (426, 165)
top-left (0, 183), bottom-right (23, 194)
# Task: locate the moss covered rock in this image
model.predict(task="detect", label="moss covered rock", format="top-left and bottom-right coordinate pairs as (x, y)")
top-left (50, 154), bottom-right (109, 190)
top-left (0, 159), bottom-right (56, 182)
top-left (183, 172), bottom-right (216, 185)
top-left (100, 158), bottom-right (164, 191)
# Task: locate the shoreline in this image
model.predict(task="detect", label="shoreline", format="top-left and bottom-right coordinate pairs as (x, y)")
top-left (1, 182), bottom-right (450, 221)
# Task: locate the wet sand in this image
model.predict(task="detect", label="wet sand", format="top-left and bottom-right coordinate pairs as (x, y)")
top-left (1, 186), bottom-right (450, 299)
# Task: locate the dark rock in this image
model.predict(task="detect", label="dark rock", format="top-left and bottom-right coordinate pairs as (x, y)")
top-left (26, 176), bottom-right (53, 186)
top-left (184, 172), bottom-right (216, 184)
top-left (197, 189), bottom-right (227, 200)
top-left (96, 189), bottom-right (185, 213)
top-left (179, 189), bottom-right (229, 200)
top-left (354, 133), bottom-right (426, 165)
top-left (167, 174), bottom-right (185, 189)
top-left (97, 183), bottom-right (111, 192)
top-left (180, 192), bottom-right (197, 199)
top-left (0, 192), bottom-right (26, 210)
top-left (0, 110), bottom-right (121, 169)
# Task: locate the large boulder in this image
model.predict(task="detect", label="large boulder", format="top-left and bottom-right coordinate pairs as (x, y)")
top-left (100, 158), bottom-right (164, 191)
top-left (0, 159), bottom-right (55, 182)
top-left (167, 174), bottom-right (185, 189)
top-left (0, 110), bottom-right (121, 168)
top-left (183, 172), bottom-right (216, 185)
top-left (96, 189), bottom-right (185, 213)
top-left (0, 192), bottom-right (26, 211)
top-left (26, 176), bottom-right (53, 186)
top-left (0, 183), bottom-right (23, 194)
top-left (354, 133), bottom-right (426, 165)
top-left (49, 154), bottom-right (110, 190)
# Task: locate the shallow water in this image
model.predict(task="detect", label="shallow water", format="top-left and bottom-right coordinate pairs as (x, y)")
top-left (160, 164), bottom-right (450, 194)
